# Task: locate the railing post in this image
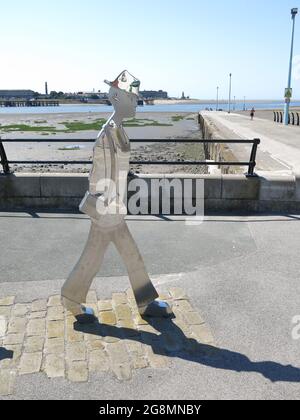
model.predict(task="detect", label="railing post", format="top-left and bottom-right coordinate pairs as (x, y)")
top-left (273, 111), bottom-right (276, 122)
top-left (0, 138), bottom-right (10, 174)
top-left (247, 138), bottom-right (260, 177)
top-left (297, 112), bottom-right (300, 126)
top-left (280, 112), bottom-right (283, 123)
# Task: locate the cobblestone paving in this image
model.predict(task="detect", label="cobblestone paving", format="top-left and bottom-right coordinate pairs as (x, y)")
top-left (0, 288), bottom-right (216, 396)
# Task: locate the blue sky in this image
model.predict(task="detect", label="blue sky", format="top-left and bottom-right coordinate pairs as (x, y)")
top-left (1, 0), bottom-right (300, 99)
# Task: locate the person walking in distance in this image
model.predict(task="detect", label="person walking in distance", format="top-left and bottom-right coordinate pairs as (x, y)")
top-left (61, 70), bottom-right (172, 324)
top-left (250, 107), bottom-right (255, 121)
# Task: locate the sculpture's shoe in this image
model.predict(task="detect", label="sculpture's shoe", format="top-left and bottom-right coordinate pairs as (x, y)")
top-left (61, 297), bottom-right (97, 324)
top-left (139, 300), bottom-right (173, 318)
top-left (75, 306), bottom-right (97, 324)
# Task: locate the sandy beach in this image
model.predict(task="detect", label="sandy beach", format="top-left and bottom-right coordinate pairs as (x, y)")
top-left (0, 111), bottom-right (206, 175)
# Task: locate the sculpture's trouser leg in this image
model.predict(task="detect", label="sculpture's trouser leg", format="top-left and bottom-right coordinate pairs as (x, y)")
top-left (111, 221), bottom-right (159, 308)
top-left (61, 222), bottom-right (110, 305)
top-left (61, 220), bottom-right (158, 309)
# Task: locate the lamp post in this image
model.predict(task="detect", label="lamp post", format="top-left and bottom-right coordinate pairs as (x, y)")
top-left (216, 86), bottom-right (219, 111)
top-left (284, 8), bottom-right (298, 126)
top-left (228, 73), bottom-right (232, 113)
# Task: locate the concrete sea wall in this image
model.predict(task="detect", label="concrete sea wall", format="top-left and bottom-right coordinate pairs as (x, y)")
top-left (198, 113), bottom-right (244, 174)
top-left (1, 172), bottom-right (300, 213)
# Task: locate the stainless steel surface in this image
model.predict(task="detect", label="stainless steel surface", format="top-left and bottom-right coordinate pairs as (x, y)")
top-left (140, 300), bottom-right (173, 318)
top-left (61, 71), bottom-right (163, 316)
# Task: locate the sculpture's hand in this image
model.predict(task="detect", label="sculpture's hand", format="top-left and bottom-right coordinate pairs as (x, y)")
top-left (80, 192), bottom-right (126, 229)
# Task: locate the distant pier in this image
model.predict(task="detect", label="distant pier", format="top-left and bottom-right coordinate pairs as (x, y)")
top-left (0, 100), bottom-right (59, 108)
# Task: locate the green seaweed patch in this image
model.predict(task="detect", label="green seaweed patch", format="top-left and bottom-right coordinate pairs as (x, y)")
top-left (171, 115), bottom-right (185, 122)
top-left (0, 124), bottom-right (57, 132)
top-left (0, 117), bottom-right (172, 134)
top-left (123, 118), bottom-right (172, 127)
top-left (59, 119), bottom-right (106, 131)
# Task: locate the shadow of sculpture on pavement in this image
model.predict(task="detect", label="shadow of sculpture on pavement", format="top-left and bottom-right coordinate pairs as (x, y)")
top-left (0, 347), bottom-right (13, 362)
top-left (75, 317), bottom-right (300, 384)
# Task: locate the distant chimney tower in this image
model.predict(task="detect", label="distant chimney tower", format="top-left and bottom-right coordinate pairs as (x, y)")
top-left (45, 82), bottom-right (48, 96)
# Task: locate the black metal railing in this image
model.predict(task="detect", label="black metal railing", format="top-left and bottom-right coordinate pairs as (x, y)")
top-left (274, 111), bottom-right (300, 125)
top-left (0, 137), bottom-right (260, 177)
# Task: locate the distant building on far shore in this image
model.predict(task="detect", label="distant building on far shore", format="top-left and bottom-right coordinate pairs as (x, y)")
top-left (65, 91), bottom-right (109, 101)
top-left (140, 90), bottom-right (168, 100)
top-left (0, 90), bottom-right (36, 100)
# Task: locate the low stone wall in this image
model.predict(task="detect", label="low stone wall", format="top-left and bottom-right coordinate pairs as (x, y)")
top-left (0, 173), bottom-right (88, 210)
top-left (198, 113), bottom-right (244, 174)
top-left (1, 172), bottom-right (300, 213)
top-left (131, 173), bottom-right (300, 213)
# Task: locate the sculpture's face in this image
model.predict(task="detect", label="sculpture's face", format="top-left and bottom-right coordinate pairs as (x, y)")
top-left (107, 70), bottom-right (140, 96)
top-left (106, 70), bottom-right (140, 120)
top-left (108, 86), bottom-right (138, 118)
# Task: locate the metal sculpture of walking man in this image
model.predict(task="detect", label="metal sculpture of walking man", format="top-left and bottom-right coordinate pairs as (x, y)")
top-left (61, 70), bottom-right (172, 323)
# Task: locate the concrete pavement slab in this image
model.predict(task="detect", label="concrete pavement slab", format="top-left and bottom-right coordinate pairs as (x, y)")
top-left (0, 213), bottom-right (300, 399)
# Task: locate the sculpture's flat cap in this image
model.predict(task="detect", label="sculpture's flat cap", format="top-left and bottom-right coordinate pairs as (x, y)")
top-left (105, 70), bottom-right (140, 96)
